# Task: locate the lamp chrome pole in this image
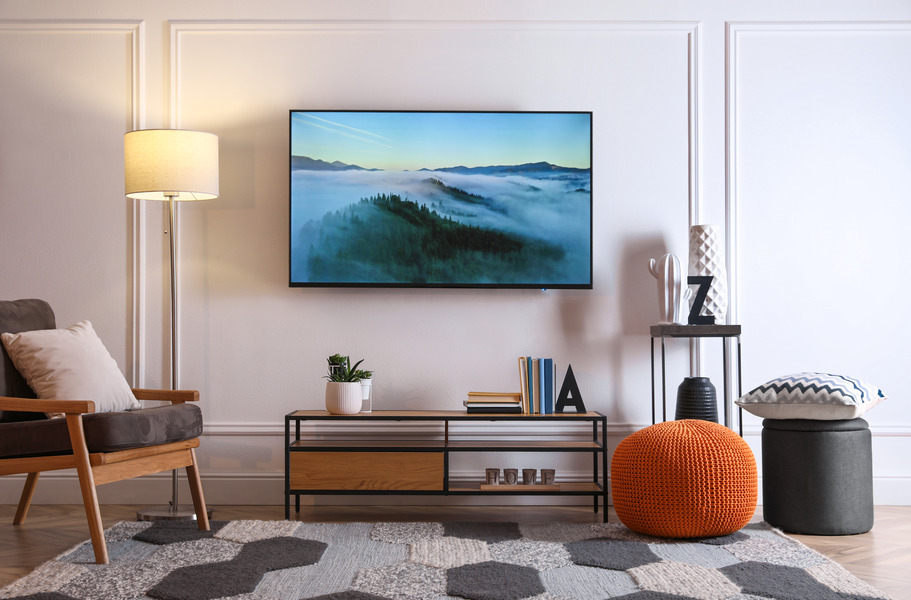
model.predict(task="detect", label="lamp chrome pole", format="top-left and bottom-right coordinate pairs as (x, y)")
top-left (137, 193), bottom-right (202, 521)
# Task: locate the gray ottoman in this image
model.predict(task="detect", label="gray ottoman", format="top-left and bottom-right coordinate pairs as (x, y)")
top-left (762, 418), bottom-right (873, 535)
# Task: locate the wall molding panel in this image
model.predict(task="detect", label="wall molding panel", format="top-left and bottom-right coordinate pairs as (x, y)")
top-left (725, 20), bottom-right (911, 328)
top-left (725, 20), bottom-right (911, 503)
top-left (161, 16), bottom-right (702, 494)
top-left (0, 18), bottom-right (145, 383)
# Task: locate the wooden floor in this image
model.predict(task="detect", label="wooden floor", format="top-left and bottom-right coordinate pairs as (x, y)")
top-left (1, 504), bottom-right (908, 599)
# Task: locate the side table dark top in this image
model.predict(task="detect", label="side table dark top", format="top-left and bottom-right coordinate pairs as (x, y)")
top-left (650, 324), bottom-right (741, 338)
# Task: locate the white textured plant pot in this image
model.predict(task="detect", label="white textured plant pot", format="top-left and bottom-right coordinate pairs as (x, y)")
top-left (648, 253), bottom-right (691, 325)
top-left (689, 225), bottom-right (728, 324)
top-left (325, 382), bottom-right (362, 415)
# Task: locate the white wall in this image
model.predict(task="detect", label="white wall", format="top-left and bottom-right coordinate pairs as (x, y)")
top-left (1, 0), bottom-right (909, 506)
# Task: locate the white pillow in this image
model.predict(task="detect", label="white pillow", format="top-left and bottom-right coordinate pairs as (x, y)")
top-left (0, 320), bottom-right (139, 413)
top-left (735, 372), bottom-right (885, 420)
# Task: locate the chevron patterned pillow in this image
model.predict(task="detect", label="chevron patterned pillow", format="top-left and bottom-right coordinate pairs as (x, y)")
top-left (736, 372), bottom-right (886, 420)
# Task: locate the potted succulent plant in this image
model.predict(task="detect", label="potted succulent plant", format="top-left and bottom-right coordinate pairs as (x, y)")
top-left (324, 354), bottom-right (366, 415)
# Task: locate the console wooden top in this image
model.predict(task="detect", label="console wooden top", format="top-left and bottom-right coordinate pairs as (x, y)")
top-left (287, 410), bottom-right (604, 421)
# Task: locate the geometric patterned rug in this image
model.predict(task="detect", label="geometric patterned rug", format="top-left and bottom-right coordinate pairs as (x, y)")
top-left (0, 520), bottom-right (891, 600)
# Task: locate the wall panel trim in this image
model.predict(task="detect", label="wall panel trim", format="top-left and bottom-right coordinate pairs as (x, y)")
top-left (725, 19), bottom-right (911, 329)
top-left (0, 18), bottom-right (146, 386)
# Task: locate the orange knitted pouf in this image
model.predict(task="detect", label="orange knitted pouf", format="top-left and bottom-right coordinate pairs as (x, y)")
top-left (611, 419), bottom-right (758, 538)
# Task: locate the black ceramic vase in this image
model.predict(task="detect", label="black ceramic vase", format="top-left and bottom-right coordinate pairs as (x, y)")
top-left (675, 376), bottom-right (718, 422)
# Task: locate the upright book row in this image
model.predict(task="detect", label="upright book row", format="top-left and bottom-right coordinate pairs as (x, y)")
top-left (519, 357), bottom-right (557, 414)
top-left (462, 356), bottom-right (561, 414)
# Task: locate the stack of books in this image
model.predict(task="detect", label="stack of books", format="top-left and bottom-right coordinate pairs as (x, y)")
top-left (518, 357), bottom-right (557, 414)
top-left (463, 391), bottom-right (523, 413)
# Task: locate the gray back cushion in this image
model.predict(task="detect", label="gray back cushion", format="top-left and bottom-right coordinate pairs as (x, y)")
top-left (0, 299), bottom-right (55, 421)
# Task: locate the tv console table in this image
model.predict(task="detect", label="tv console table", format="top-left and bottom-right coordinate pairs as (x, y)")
top-left (284, 410), bottom-right (608, 521)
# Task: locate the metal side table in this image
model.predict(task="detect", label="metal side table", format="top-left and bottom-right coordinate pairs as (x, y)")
top-left (650, 324), bottom-right (743, 434)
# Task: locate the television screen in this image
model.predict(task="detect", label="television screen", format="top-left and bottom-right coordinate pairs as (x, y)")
top-left (290, 110), bottom-right (592, 288)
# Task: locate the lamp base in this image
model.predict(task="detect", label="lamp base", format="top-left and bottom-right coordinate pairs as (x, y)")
top-left (136, 506), bottom-right (213, 522)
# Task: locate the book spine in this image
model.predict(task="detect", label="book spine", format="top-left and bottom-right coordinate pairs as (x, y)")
top-left (543, 358), bottom-right (554, 414)
top-left (526, 356), bottom-right (533, 413)
top-left (538, 358), bottom-right (546, 414)
top-left (552, 360), bottom-right (557, 412)
top-left (466, 405), bottom-right (523, 414)
top-left (467, 393), bottom-right (522, 402)
top-left (518, 357), bottom-right (529, 414)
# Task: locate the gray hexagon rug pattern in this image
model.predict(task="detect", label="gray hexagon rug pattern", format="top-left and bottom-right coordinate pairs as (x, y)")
top-left (0, 520), bottom-right (891, 600)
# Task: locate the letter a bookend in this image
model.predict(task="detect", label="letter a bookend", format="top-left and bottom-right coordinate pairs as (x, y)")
top-left (555, 364), bottom-right (586, 413)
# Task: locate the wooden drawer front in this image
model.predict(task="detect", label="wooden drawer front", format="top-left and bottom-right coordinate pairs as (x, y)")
top-left (290, 451), bottom-right (444, 491)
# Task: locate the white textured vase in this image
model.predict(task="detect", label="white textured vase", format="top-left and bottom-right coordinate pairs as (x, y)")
top-left (325, 382), bottom-right (362, 415)
top-left (648, 253), bottom-right (691, 325)
top-left (689, 224), bottom-right (728, 324)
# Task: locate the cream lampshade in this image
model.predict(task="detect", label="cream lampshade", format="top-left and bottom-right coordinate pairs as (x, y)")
top-left (124, 129), bottom-right (219, 200)
top-left (124, 128), bottom-right (218, 522)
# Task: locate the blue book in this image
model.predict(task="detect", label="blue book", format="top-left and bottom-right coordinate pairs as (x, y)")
top-left (543, 358), bottom-right (554, 414)
top-left (537, 358), bottom-right (546, 414)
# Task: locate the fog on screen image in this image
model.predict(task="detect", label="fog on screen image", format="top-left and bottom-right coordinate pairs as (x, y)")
top-left (289, 111), bottom-right (592, 287)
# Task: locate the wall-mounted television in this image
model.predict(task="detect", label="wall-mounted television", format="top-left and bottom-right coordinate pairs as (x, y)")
top-left (290, 110), bottom-right (592, 288)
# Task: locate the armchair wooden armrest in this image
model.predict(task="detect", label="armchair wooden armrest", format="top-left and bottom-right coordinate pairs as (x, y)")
top-left (132, 388), bottom-right (199, 404)
top-left (0, 396), bottom-right (95, 414)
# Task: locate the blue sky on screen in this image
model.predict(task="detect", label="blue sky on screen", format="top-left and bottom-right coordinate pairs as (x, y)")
top-left (291, 111), bottom-right (591, 171)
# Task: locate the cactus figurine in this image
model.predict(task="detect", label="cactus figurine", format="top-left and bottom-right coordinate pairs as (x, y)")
top-left (648, 253), bottom-right (691, 325)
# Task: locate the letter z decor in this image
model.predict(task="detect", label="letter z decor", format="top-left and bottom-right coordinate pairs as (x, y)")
top-left (687, 275), bottom-right (715, 325)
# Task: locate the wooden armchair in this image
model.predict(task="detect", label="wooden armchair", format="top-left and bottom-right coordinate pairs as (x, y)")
top-left (0, 299), bottom-right (209, 564)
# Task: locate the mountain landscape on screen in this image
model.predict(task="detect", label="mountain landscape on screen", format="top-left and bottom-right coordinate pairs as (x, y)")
top-left (289, 111), bottom-right (593, 288)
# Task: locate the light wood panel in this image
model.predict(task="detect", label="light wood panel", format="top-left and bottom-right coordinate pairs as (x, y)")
top-left (91, 449), bottom-right (195, 486)
top-left (289, 452), bottom-right (444, 490)
top-left (0, 505), bottom-right (907, 599)
top-left (132, 389), bottom-right (199, 403)
top-left (92, 440), bottom-right (199, 466)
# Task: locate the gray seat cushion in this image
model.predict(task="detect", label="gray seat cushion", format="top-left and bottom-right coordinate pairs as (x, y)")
top-left (0, 403), bottom-right (203, 459)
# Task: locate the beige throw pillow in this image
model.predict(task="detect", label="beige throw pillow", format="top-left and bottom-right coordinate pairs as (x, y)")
top-left (0, 320), bottom-right (139, 413)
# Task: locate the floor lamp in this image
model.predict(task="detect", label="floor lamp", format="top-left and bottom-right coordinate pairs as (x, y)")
top-left (124, 129), bottom-right (219, 520)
